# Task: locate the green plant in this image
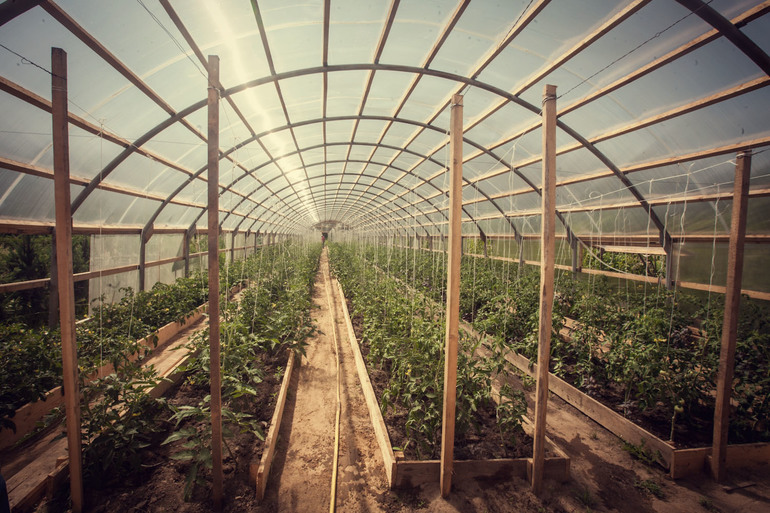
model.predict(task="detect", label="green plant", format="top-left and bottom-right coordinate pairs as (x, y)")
top-left (698, 496), bottom-right (719, 511)
top-left (574, 486), bottom-right (597, 509)
top-left (164, 395), bottom-right (264, 501)
top-left (635, 479), bottom-right (665, 499)
top-left (621, 439), bottom-right (662, 468)
top-left (80, 364), bottom-right (167, 487)
top-left (496, 383), bottom-right (527, 450)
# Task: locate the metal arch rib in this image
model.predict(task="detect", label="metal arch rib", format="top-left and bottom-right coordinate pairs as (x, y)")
top-left (675, 0), bottom-right (770, 77)
top-left (231, 162), bottom-right (455, 236)
top-left (218, 142), bottom-right (516, 238)
top-left (72, 63), bottom-right (668, 246)
top-left (145, 118), bottom-right (523, 242)
top-left (247, 188), bottom-right (434, 238)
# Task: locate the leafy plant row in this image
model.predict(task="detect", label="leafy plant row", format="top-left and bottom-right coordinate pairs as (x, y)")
top-left (357, 243), bottom-right (770, 446)
top-left (328, 242), bottom-right (527, 460)
top-left (80, 241), bottom-right (321, 499)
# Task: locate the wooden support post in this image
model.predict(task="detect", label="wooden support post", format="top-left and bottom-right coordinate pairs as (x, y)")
top-left (664, 240), bottom-right (675, 289)
top-left (711, 151), bottom-right (751, 482)
top-left (51, 47), bottom-right (83, 513)
top-left (230, 230), bottom-right (236, 263)
top-left (207, 55), bottom-right (224, 510)
top-left (518, 237), bottom-right (525, 266)
top-left (532, 84), bottom-right (557, 496)
top-left (440, 94), bottom-right (463, 498)
top-left (570, 236), bottom-right (579, 275)
top-left (138, 229), bottom-right (149, 291)
top-left (183, 230), bottom-right (190, 277)
top-left (480, 230), bottom-right (488, 258)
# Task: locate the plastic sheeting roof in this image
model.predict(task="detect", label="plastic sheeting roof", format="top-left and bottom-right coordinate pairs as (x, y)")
top-left (1, 0), bottom-right (769, 243)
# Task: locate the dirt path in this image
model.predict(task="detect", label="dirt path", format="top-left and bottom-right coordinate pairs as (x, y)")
top-left (263, 249), bottom-right (388, 512)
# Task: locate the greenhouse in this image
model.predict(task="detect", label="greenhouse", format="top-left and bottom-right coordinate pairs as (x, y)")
top-left (0, 0), bottom-right (769, 511)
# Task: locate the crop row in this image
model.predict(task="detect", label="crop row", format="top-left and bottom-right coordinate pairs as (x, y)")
top-left (353, 243), bottom-right (770, 447)
top-left (328, 242), bottom-right (528, 460)
top-left (78, 240), bottom-right (320, 497)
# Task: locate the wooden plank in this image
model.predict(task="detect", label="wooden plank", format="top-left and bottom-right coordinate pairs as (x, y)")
top-left (671, 448), bottom-right (710, 479)
top-left (712, 151), bottom-right (752, 482)
top-left (440, 94), bottom-right (463, 498)
top-left (207, 54), bottom-right (224, 511)
top-left (393, 457), bottom-right (569, 489)
top-left (0, 387), bottom-right (64, 451)
top-left (532, 84), bottom-right (557, 496)
top-left (502, 348), bottom-right (675, 469)
top-left (335, 280), bottom-right (396, 487)
top-left (51, 47), bottom-right (83, 513)
top-left (599, 245), bottom-right (667, 256)
top-left (255, 350), bottom-right (296, 500)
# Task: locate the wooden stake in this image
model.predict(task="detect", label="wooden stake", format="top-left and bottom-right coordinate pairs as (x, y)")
top-left (532, 84), bottom-right (557, 496)
top-left (183, 229), bottom-right (190, 277)
top-left (207, 55), bottom-right (224, 510)
top-left (51, 47), bottom-right (83, 513)
top-left (711, 151), bottom-right (751, 482)
top-left (440, 94), bottom-right (463, 498)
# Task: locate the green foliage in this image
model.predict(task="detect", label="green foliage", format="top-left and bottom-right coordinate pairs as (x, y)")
top-left (496, 383), bottom-right (527, 445)
top-left (80, 364), bottom-right (168, 487)
top-left (621, 439), bottom-right (663, 468)
top-left (0, 324), bottom-right (61, 431)
top-left (0, 234), bottom-right (90, 323)
top-left (635, 479), bottom-right (665, 499)
top-left (329, 242), bottom-right (527, 459)
top-left (162, 241), bottom-right (319, 499)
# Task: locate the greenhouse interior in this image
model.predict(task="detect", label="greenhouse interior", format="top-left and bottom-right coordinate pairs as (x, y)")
top-left (1, 0), bottom-right (769, 512)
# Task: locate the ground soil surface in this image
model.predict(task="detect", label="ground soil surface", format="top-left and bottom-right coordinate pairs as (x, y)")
top-left (32, 249), bottom-right (770, 512)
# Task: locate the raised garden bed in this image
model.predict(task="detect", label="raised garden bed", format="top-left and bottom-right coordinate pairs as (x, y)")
top-left (334, 279), bottom-right (570, 488)
top-left (0, 303), bottom-right (210, 452)
top-left (497, 339), bottom-right (770, 478)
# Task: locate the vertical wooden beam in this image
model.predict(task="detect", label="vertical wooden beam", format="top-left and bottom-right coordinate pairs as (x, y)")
top-left (207, 55), bottom-right (224, 510)
top-left (230, 230), bottom-right (236, 263)
top-left (532, 84), bottom-right (557, 496)
top-left (51, 47), bottom-right (83, 513)
top-left (440, 94), bottom-right (463, 498)
top-left (711, 151), bottom-right (751, 482)
top-left (664, 240), bottom-right (675, 289)
top-left (480, 230), bottom-right (488, 258)
top-left (570, 236), bottom-right (579, 275)
top-left (138, 229), bottom-right (148, 292)
top-left (183, 229), bottom-right (190, 277)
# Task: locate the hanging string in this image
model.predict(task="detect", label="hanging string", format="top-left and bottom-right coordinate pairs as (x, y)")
top-left (557, 0), bottom-right (715, 100)
top-left (705, 184), bottom-right (720, 327)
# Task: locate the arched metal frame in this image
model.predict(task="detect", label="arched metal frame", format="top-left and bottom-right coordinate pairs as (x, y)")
top-left (68, 64), bottom-right (654, 252)
top-left (2, 1), bottom-right (768, 251)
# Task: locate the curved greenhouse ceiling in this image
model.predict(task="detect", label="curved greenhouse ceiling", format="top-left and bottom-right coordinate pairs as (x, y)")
top-left (1, 0), bottom-right (769, 245)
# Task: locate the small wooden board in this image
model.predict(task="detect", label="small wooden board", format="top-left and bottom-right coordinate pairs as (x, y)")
top-left (254, 349), bottom-right (296, 501)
